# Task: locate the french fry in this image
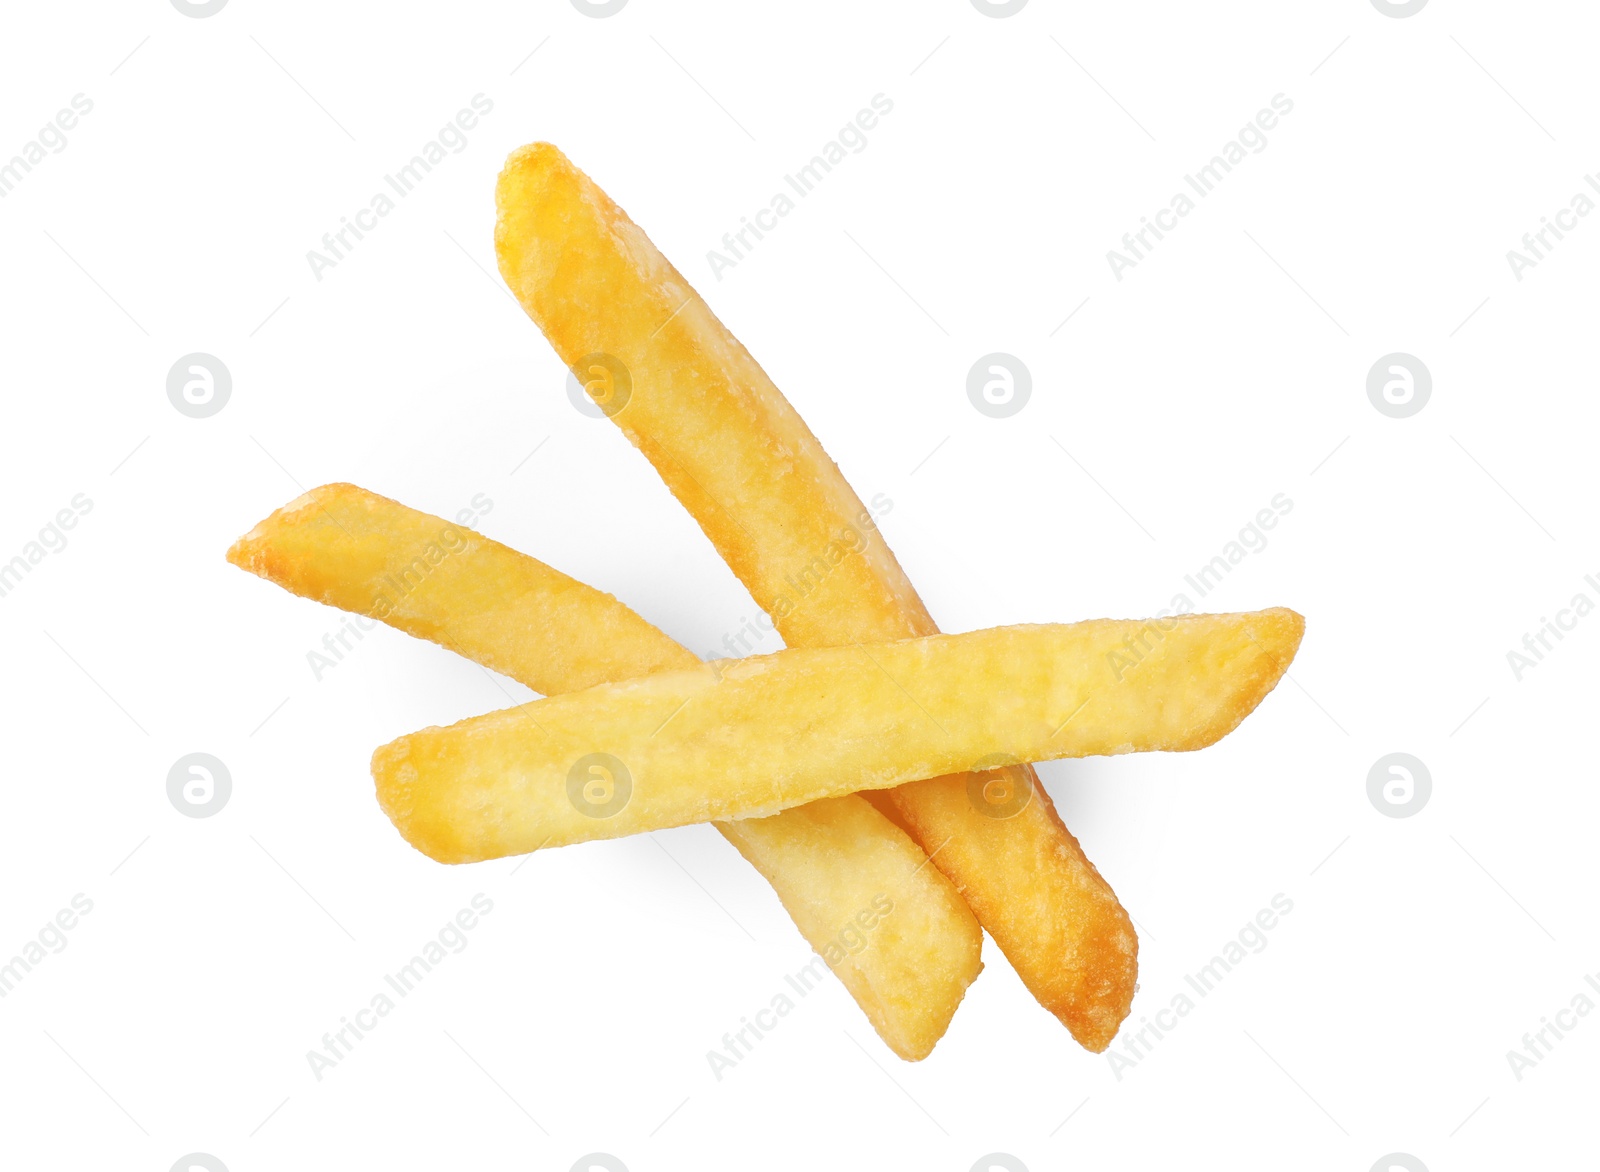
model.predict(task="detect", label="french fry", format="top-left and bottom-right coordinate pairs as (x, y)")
top-left (226, 484), bottom-right (689, 695)
top-left (371, 608), bottom-right (1303, 862)
top-left (497, 143), bottom-right (1172, 1049)
top-left (227, 483), bottom-right (983, 1061)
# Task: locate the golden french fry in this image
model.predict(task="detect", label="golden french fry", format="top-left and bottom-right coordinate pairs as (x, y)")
top-left (372, 608), bottom-right (1303, 863)
top-left (497, 143), bottom-right (1170, 1049)
top-left (225, 484), bottom-right (688, 695)
top-left (227, 483), bottom-right (982, 1061)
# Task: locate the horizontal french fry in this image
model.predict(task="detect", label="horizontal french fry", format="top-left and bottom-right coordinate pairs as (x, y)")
top-left (373, 608), bottom-right (1303, 865)
top-left (227, 483), bottom-right (982, 1061)
top-left (497, 143), bottom-right (1159, 1049)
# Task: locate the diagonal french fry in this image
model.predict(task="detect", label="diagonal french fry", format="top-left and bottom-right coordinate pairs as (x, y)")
top-left (371, 607), bottom-right (1303, 862)
top-left (226, 483), bottom-right (983, 1061)
top-left (497, 143), bottom-right (1174, 1050)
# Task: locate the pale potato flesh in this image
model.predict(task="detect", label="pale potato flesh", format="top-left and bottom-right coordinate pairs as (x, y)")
top-left (227, 483), bottom-right (982, 1060)
top-left (372, 608), bottom-right (1303, 863)
top-left (496, 143), bottom-right (1170, 1049)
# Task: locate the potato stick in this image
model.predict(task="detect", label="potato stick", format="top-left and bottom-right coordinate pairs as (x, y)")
top-left (227, 483), bottom-right (982, 1060)
top-left (496, 143), bottom-right (1167, 1049)
top-left (371, 608), bottom-right (1303, 864)
top-left (226, 484), bottom-right (689, 695)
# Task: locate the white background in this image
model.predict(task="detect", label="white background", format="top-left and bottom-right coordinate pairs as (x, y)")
top-left (1, 1), bottom-right (1594, 1169)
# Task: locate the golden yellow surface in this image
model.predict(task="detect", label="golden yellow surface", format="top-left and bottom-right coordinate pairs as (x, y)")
top-left (498, 143), bottom-right (1193, 1049)
top-left (495, 143), bottom-right (930, 650)
top-left (227, 483), bottom-right (982, 1060)
top-left (226, 483), bottom-right (686, 694)
top-left (372, 608), bottom-right (1303, 863)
